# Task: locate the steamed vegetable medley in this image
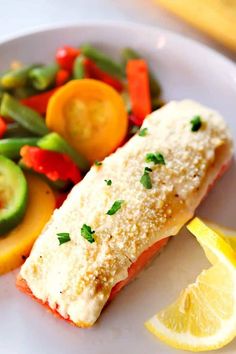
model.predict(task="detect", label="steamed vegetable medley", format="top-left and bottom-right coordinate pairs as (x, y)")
top-left (0, 44), bottom-right (162, 274)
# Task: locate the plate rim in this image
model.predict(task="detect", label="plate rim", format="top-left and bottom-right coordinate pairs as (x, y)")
top-left (0, 20), bottom-right (235, 75)
top-left (0, 20), bottom-right (236, 354)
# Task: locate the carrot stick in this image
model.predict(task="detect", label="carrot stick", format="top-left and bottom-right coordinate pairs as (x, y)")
top-left (126, 59), bottom-right (151, 125)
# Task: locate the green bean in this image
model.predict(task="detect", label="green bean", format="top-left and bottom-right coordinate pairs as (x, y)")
top-left (121, 48), bottom-right (140, 66)
top-left (0, 137), bottom-right (38, 159)
top-left (29, 63), bottom-right (59, 90)
top-left (73, 55), bottom-right (86, 79)
top-left (0, 66), bottom-right (34, 89)
top-left (0, 93), bottom-right (49, 136)
top-left (38, 132), bottom-right (89, 172)
top-left (151, 97), bottom-right (165, 111)
top-left (0, 70), bottom-right (10, 89)
top-left (121, 91), bottom-right (132, 114)
top-left (81, 44), bottom-right (124, 78)
top-left (149, 76), bottom-right (161, 98)
top-left (0, 78), bottom-right (11, 103)
top-left (121, 47), bottom-right (162, 98)
top-left (46, 178), bottom-right (68, 190)
top-left (5, 123), bottom-right (36, 138)
top-left (12, 86), bottom-right (39, 99)
top-left (0, 91), bottom-right (4, 104)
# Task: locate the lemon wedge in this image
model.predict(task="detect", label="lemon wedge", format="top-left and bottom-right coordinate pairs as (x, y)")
top-left (205, 220), bottom-right (236, 251)
top-left (145, 217), bottom-right (236, 351)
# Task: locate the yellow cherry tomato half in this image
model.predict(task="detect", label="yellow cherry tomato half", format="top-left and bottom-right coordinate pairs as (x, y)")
top-left (0, 173), bottom-right (55, 275)
top-left (46, 79), bottom-right (128, 163)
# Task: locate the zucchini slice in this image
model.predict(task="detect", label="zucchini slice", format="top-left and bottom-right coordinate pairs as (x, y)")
top-left (0, 155), bottom-right (28, 235)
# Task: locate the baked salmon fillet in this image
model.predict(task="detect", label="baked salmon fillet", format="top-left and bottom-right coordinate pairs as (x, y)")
top-left (17, 100), bottom-right (233, 327)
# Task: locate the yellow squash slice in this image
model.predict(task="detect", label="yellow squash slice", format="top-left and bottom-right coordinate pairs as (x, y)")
top-left (0, 173), bottom-right (55, 275)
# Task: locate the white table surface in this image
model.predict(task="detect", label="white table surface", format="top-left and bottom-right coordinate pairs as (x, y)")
top-left (0, 0), bottom-right (234, 61)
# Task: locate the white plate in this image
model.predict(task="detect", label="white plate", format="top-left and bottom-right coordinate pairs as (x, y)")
top-left (0, 22), bottom-right (236, 354)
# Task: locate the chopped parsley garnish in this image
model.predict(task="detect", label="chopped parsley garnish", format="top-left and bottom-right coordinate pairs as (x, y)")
top-left (94, 160), bottom-right (102, 166)
top-left (140, 167), bottom-right (152, 189)
top-left (190, 115), bottom-right (202, 132)
top-left (57, 232), bottom-right (71, 245)
top-left (144, 167), bottom-right (152, 172)
top-left (138, 127), bottom-right (148, 137)
top-left (106, 200), bottom-right (124, 215)
top-left (145, 152), bottom-right (165, 165)
top-left (105, 179), bottom-right (112, 186)
top-left (81, 224), bottom-right (95, 243)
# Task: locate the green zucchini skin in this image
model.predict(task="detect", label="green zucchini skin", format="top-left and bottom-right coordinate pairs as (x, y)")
top-left (0, 155), bottom-right (28, 236)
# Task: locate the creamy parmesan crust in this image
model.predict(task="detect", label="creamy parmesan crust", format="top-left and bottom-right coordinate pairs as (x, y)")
top-left (20, 100), bottom-right (233, 326)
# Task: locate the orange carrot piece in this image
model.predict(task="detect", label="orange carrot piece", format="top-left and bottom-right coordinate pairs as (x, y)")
top-left (126, 59), bottom-right (151, 125)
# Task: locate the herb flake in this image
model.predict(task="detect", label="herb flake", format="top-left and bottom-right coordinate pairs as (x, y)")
top-left (190, 115), bottom-right (202, 132)
top-left (81, 224), bottom-right (95, 243)
top-left (138, 127), bottom-right (148, 137)
top-left (105, 179), bottom-right (112, 186)
top-left (57, 232), bottom-right (71, 245)
top-left (140, 168), bottom-right (152, 189)
top-left (94, 160), bottom-right (102, 166)
top-left (145, 152), bottom-right (165, 165)
top-left (106, 200), bottom-right (124, 215)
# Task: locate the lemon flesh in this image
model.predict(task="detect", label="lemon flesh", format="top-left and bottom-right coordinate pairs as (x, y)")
top-left (145, 218), bottom-right (236, 351)
top-left (205, 220), bottom-right (236, 251)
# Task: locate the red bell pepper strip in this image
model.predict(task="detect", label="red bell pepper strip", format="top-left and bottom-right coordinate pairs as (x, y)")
top-left (85, 59), bottom-right (123, 92)
top-left (55, 192), bottom-right (68, 208)
top-left (0, 117), bottom-right (7, 138)
top-left (55, 69), bottom-right (70, 87)
top-left (128, 114), bottom-right (143, 127)
top-left (21, 88), bottom-right (59, 115)
top-left (126, 59), bottom-right (151, 126)
top-left (20, 146), bottom-right (81, 184)
top-left (55, 46), bottom-right (80, 72)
